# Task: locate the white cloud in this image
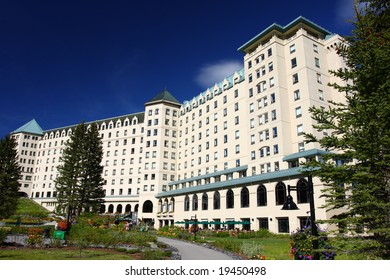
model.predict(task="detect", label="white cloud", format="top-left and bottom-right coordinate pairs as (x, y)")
top-left (195, 60), bottom-right (242, 89)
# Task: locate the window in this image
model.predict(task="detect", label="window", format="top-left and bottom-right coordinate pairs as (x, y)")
top-left (297, 178), bottom-right (310, 204)
top-left (272, 127), bottom-right (278, 138)
top-left (202, 193), bottom-right (208, 210)
top-left (298, 142), bottom-right (305, 152)
top-left (275, 182), bottom-right (287, 205)
top-left (259, 218), bottom-right (269, 229)
top-left (192, 194), bottom-right (198, 211)
top-left (271, 110), bottom-right (277, 121)
top-left (184, 195), bottom-right (190, 211)
top-left (270, 93), bottom-right (276, 103)
top-left (268, 61), bottom-right (273, 72)
top-left (319, 89), bottom-right (324, 100)
top-left (257, 185), bottom-right (267, 206)
top-left (213, 191), bottom-right (220, 210)
top-left (278, 217), bottom-right (290, 233)
top-left (313, 44), bottom-right (318, 53)
top-left (291, 58), bottom-right (297, 68)
top-left (293, 73), bottom-right (299, 84)
top-left (251, 151), bottom-right (256, 160)
top-left (294, 89), bottom-right (300, 101)
top-left (248, 74), bottom-right (253, 83)
top-left (317, 73), bottom-right (322, 84)
top-left (273, 144), bottom-right (279, 154)
top-left (297, 124), bottom-right (304, 136)
top-left (315, 57), bottom-right (320, 68)
top-left (240, 187), bottom-right (250, 208)
top-left (295, 107), bottom-right (302, 118)
top-left (226, 189), bottom-right (234, 209)
top-left (269, 77), bottom-right (275, 87)
top-left (249, 103), bottom-right (254, 113)
top-left (261, 66), bottom-right (266, 76)
top-left (267, 48), bottom-right (272, 57)
top-left (290, 44), bottom-right (296, 53)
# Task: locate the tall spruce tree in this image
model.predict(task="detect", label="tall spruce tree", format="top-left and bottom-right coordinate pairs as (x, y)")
top-left (55, 122), bottom-right (105, 219)
top-left (305, 0), bottom-right (390, 258)
top-left (0, 135), bottom-right (21, 218)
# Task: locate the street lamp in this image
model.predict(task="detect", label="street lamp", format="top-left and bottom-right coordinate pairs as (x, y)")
top-left (282, 174), bottom-right (319, 260)
top-left (190, 214), bottom-right (198, 241)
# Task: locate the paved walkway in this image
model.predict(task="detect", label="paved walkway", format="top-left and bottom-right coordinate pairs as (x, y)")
top-left (157, 237), bottom-right (235, 260)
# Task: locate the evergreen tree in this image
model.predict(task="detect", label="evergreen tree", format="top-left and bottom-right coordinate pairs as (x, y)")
top-left (305, 0), bottom-right (390, 258)
top-left (0, 135), bottom-right (21, 218)
top-left (77, 123), bottom-right (105, 215)
top-left (55, 122), bottom-right (105, 219)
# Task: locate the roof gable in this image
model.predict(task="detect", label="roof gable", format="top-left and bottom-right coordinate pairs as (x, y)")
top-left (12, 119), bottom-right (44, 135)
top-left (145, 89), bottom-right (181, 106)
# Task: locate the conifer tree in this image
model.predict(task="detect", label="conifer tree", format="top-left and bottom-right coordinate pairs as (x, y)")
top-left (305, 0), bottom-right (390, 258)
top-left (55, 122), bottom-right (105, 220)
top-left (0, 135), bottom-right (21, 218)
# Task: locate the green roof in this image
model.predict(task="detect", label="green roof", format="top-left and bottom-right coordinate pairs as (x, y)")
top-left (145, 89), bottom-right (181, 106)
top-left (156, 167), bottom-right (306, 198)
top-left (12, 119), bottom-right (44, 135)
top-left (238, 16), bottom-right (334, 53)
top-left (282, 149), bottom-right (330, 162)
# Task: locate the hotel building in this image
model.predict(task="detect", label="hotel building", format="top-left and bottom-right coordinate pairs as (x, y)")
top-left (10, 17), bottom-right (346, 233)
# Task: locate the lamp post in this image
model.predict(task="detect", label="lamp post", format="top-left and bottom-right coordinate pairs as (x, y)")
top-left (282, 174), bottom-right (319, 260)
top-left (191, 214), bottom-right (198, 241)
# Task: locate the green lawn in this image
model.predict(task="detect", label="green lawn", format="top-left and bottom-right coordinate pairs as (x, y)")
top-left (205, 237), bottom-right (292, 260)
top-left (0, 247), bottom-right (136, 260)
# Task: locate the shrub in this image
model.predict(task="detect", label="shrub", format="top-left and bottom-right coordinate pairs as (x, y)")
top-left (142, 249), bottom-right (170, 260)
top-left (26, 228), bottom-right (43, 246)
top-left (0, 228), bottom-right (9, 244)
top-left (240, 241), bottom-right (265, 259)
top-left (290, 226), bottom-right (336, 260)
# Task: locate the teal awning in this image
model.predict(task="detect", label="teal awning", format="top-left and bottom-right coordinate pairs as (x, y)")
top-left (174, 220), bottom-right (250, 225)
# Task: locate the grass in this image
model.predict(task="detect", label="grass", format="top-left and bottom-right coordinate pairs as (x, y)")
top-left (0, 247), bottom-right (137, 260)
top-left (15, 198), bottom-right (49, 218)
top-left (205, 236), bottom-right (292, 260)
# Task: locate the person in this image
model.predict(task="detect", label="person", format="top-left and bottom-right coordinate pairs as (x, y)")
top-left (125, 221), bottom-right (130, 231)
top-left (44, 227), bottom-right (50, 238)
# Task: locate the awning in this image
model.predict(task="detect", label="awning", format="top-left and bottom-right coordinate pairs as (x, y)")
top-left (174, 220), bottom-right (250, 225)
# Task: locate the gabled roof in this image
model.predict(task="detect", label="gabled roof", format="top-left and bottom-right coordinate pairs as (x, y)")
top-left (145, 89), bottom-right (181, 106)
top-left (238, 16), bottom-right (334, 53)
top-left (12, 119), bottom-right (44, 135)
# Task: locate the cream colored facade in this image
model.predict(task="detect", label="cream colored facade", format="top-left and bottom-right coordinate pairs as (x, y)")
top-left (11, 17), bottom-right (346, 233)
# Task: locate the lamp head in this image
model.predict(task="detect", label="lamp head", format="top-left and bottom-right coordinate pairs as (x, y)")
top-left (281, 194), bottom-right (299, 210)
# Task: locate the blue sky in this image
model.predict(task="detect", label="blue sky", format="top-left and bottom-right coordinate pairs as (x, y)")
top-left (0, 0), bottom-right (355, 137)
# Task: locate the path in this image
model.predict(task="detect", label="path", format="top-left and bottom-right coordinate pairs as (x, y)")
top-left (157, 237), bottom-right (235, 260)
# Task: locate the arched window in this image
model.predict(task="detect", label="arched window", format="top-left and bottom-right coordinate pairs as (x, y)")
top-left (213, 191), bottom-right (220, 210)
top-left (202, 193), bottom-right (208, 210)
top-left (257, 185), bottom-right (267, 206)
top-left (184, 195), bottom-right (190, 211)
top-left (192, 194), bottom-right (198, 211)
top-left (142, 200), bottom-right (153, 213)
top-left (170, 197), bottom-right (175, 212)
top-left (226, 189), bottom-right (234, 209)
top-left (275, 182), bottom-right (287, 205)
top-left (116, 204), bottom-right (123, 213)
top-left (241, 187), bottom-right (250, 208)
top-left (134, 204), bottom-right (139, 212)
top-left (297, 178), bottom-right (309, 204)
top-left (108, 204), bottom-right (114, 213)
top-left (125, 204), bottom-right (131, 213)
top-left (100, 204), bottom-right (106, 214)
